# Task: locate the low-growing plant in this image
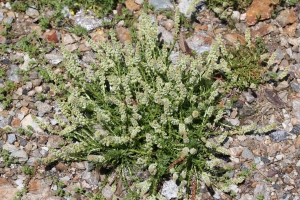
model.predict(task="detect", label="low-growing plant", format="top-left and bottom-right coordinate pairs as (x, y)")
top-left (36, 12), bottom-right (282, 198)
top-left (0, 149), bottom-right (17, 167)
top-left (39, 16), bottom-right (51, 31)
top-left (21, 166), bottom-right (35, 175)
top-left (69, 25), bottom-right (88, 36)
top-left (258, 194), bottom-right (265, 200)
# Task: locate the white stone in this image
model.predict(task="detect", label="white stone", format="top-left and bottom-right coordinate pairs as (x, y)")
top-left (296, 160), bottom-right (300, 167)
top-left (161, 180), bottom-right (178, 200)
top-left (240, 13), bottom-right (246, 21)
top-left (276, 154), bottom-right (284, 160)
top-left (21, 114), bottom-right (44, 133)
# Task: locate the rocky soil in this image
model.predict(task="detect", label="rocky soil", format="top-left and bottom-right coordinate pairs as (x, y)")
top-left (1, 0), bottom-right (300, 199)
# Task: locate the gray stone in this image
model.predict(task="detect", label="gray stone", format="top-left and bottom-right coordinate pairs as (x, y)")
top-left (178, 0), bottom-right (203, 18)
top-left (290, 124), bottom-right (300, 135)
top-left (27, 157), bottom-right (38, 166)
top-left (5, 16), bottom-right (13, 24)
top-left (158, 26), bottom-right (174, 44)
top-left (102, 186), bottom-right (113, 200)
top-left (0, 12), bottom-right (4, 21)
top-left (0, 140), bottom-right (4, 150)
top-left (161, 180), bottom-right (178, 200)
top-left (84, 161), bottom-right (95, 172)
top-left (10, 149), bottom-right (28, 161)
top-left (286, 48), bottom-right (293, 59)
top-left (241, 147), bottom-right (254, 160)
top-left (7, 134), bottom-right (16, 144)
top-left (238, 105), bottom-right (255, 117)
top-left (21, 114), bottom-right (44, 133)
top-left (149, 0), bottom-right (174, 11)
top-left (270, 130), bottom-right (289, 142)
top-left (186, 31), bottom-right (212, 54)
top-left (0, 116), bottom-right (12, 128)
top-left (20, 54), bottom-right (36, 71)
top-left (82, 171), bottom-right (100, 185)
top-left (226, 118), bottom-right (240, 126)
top-left (243, 92), bottom-right (255, 103)
top-left (75, 9), bottom-right (111, 31)
top-left (20, 140), bottom-right (27, 147)
top-left (291, 82), bottom-right (300, 93)
top-left (26, 8), bottom-right (39, 18)
top-left (6, 65), bottom-right (19, 82)
top-left (276, 9), bottom-right (291, 27)
top-left (276, 48), bottom-right (284, 60)
top-left (35, 101), bottom-right (52, 116)
top-left (44, 54), bottom-right (64, 65)
top-left (3, 143), bottom-right (19, 151)
top-left (254, 182), bottom-right (270, 200)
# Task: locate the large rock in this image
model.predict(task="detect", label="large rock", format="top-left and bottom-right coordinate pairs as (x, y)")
top-left (0, 178), bottom-right (19, 200)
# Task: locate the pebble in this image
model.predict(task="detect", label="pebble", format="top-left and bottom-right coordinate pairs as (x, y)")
top-left (269, 130), bottom-right (289, 142)
top-left (161, 180), bottom-right (178, 200)
top-left (149, 0), bottom-right (174, 11)
top-left (7, 134), bottom-right (16, 144)
top-left (241, 147), bottom-right (254, 160)
top-left (26, 8), bottom-right (39, 18)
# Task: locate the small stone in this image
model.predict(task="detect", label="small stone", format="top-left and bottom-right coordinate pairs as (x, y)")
top-left (229, 146), bottom-right (243, 157)
top-left (82, 171), bottom-right (100, 185)
top-left (241, 147), bottom-right (254, 160)
top-left (20, 140), bottom-right (27, 147)
top-left (26, 8), bottom-right (39, 18)
top-left (35, 101), bottom-right (52, 116)
top-left (44, 54), bottom-right (64, 65)
top-left (267, 170), bottom-right (278, 177)
top-left (291, 124), bottom-right (300, 135)
top-left (102, 186), bottom-right (113, 200)
top-left (125, 0), bottom-right (140, 11)
top-left (269, 130), bottom-right (289, 142)
top-left (0, 178), bottom-right (19, 199)
top-left (149, 0), bottom-right (174, 11)
top-left (272, 183), bottom-right (280, 189)
top-left (246, 0), bottom-right (278, 26)
top-left (261, 157), bottom-right (270, 163)
top-left (10, 149), bottom-right (28, 161)
top-left (158, 26), bottom-right (174, 44)
top-left (56, 162), bottom-right (68, 171)
top-left (47, 135), bottom-right (64, 149)
top-left (161, 180), bottom-right (178, 200)
top-left (27, 157), bottom-right (38, 166)
top-left (243, 91), bottom-right (255, 103)
top-left (275, 81), bottom-right (289, 91)
top-left (291, 81), bottom-right (300, 93)
top-left (226, 118), bottom-right (240, 126)
top-left (43, 30), bottom-right (59, 43)
top-left (7, 134), bottom-right (16, 144)
top-left (62, 33), bottom-right (75, 45)
top-left (116, 26), bottom-right (132, 44)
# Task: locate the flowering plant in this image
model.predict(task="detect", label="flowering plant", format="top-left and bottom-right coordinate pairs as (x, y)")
top-left (37, 11), bottom-right (281, 198)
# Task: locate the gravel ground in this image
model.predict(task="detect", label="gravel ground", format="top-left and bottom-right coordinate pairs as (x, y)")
top-left (0, 0), bottom-right (300, 199)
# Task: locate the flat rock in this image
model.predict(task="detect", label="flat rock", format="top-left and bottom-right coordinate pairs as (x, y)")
top-left (246, 0), bottom-right (279, 26)
top-left (161, 180), bottom-right (178, 200)
top-left (21, 114), bottom-right (44, 133)
top-left (116, 26), bottom-right (132, 44)
top-left (241, 147), bottom-right (254, 160)
top-left (35, 101), bottom-right (52, 116)
top-left (45, 54), bottom-right (64, 65)
top-left (276, 8), bottom-right (297, 27)
top-left (0, 177), bottom-right (19, 200)
top-left (75, 9), bottom-right (111, 31)
top-left (186, 31), bottom-right (212, 54)
top-left (26, 8), bottom-right (39, 18)
top-left (149, 0), bottom-right (174, 11)
top-left (270, 130), bottom-right (289, 142)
